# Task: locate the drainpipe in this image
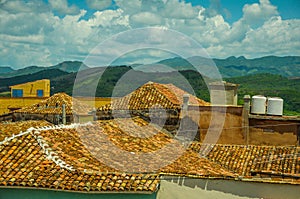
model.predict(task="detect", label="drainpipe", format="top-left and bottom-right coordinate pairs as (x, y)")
top-left (62, 104), bottom-right (66, 124)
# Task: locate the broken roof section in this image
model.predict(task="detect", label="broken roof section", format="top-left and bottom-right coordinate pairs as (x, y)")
top-left (15, 93), bottom-right (93, 115)
top-left (98, 82), bottom-right (210, 111)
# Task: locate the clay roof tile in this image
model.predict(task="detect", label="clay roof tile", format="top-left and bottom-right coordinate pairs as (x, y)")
top-left (98, 82), bottom-right (209, 111)
top-left (15, 93), bottom-right (92, 115)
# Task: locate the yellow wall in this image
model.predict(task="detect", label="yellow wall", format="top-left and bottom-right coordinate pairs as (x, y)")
top-left (0, 97), bottom-right (111, 115)
top-left (75, 97), bottom-right (112, 108)
top-left (0, 97), bottom-right (47, 115)
top-left (10, 79), bottom-right (50, 97)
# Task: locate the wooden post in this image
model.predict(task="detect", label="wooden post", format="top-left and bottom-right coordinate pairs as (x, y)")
top-left (243, 95), bottom-right (251, 145)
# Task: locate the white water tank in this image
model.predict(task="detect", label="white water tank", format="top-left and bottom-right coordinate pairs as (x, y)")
top-left (251, 95), bottom-right (266, 114)
top-left (267, 97), bottom-right (283, 116)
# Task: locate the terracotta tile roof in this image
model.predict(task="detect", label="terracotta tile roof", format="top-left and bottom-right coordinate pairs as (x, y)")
top-left (32, 117), bottom-right (230, 176)
top-left (98, 82), bottom-right (209, 111)
top-left (190, 143), bottom-right (300, 183)
top-left (31, 118), bottom-right (170, 172)
top-left (0, 120), bottom-right (51, 142)
top-left (2, 118), bottom-right (299, 193)
top-left (15, 93), bottom-right (92, 115)
top-left (0, 121), bottom-right (159, 192)
top-left (160, 149), bottom-right (236, 178)
top-left (0, 118), bottom-right (235, 192)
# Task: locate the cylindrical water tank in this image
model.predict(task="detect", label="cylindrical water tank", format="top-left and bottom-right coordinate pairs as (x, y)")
top-left (267, 97), bottom-right (283, 116)
top-left (251, 95), bottom-right (266, 114)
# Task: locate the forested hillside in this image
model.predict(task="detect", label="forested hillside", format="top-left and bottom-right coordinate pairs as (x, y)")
top-left (0, 66), bottom-right (298, 114)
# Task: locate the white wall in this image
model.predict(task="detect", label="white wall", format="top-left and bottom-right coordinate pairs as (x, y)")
top-left (157, 176), bottom-right (299, 199)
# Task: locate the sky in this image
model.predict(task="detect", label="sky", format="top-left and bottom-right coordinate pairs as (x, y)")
top-left (0, 0), bottom-right (299, 69)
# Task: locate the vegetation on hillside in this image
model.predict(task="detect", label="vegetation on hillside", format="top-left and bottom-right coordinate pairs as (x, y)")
top-left (0, 66), bottom-right (299, 114)
top-left (226, 74), bottom-right (300, 115)
top-left (0, 66), bottom-right (14, 74)
top-left (158, 56), bottom-right (300, 77)
top-left (0, 69), bottom-right (69, 93)
top-left (0, 61), bottom-right (88, 78)
top-left (2, 55), bottom-right (300, 78)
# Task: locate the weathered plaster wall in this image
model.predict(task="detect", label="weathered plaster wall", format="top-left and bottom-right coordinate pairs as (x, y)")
top-left (158, 176), bottom-right (299, 199)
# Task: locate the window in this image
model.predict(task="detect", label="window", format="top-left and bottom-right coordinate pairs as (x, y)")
top-left (37, 89), bottom-right (44, 97)
top-left (12, 89), bottom-right (23, 97)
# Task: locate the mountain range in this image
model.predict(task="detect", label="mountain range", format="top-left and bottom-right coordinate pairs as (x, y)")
top-left (157, 55), bottom-right (300, 77)
top-left (0, 61), bottom-right (89, 78)
top-left (1, 56), bottom-right (300, 78)
top-left (0, 56), bottom-right (299, 114)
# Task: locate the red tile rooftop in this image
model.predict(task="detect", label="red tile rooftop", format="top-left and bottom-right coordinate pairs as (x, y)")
top-left (15, 93), bottom-right (93, 115)
top-left (98, 82), bottom-right (209, 111)
top-left (190, 143), bottom-right (300, 181)
top-left (0, 120), bottom-right (52, 141)
top-left (0, 121), bottom-right (159, 192)
top-left (1, 119), bottom-right (299, 193)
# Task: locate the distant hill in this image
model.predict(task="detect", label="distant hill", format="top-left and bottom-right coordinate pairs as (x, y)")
top-left (0, 66), bottom-right (14, 74)
top-left (1, 56), bottom-right (299, 114)
top-left (2, 55), bottom-right (299, 78)
top-left (157, 56), bottom-right (300, 77)
top-left (0, 65), bottom-right (299, 114)
top-left (157, 57), bottom-right (194, 70)
top-left (0, 61), bottom-right (89, 78)
top-left (214, 56), bottom-right (300, 77)
top-left (0, 69), bottom-right (69, 93)
top-left (49, 61), bottom-right (89, 73)
top-left (0, 66), bottom-right (45, 78)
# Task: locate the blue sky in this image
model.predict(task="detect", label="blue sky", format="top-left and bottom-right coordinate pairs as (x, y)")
top-left (186, 0), bottom-right (300, 22)
top-left (64, 0), bottom-right (300, 24)
top-left (1, 0), bottom-right (299, 68)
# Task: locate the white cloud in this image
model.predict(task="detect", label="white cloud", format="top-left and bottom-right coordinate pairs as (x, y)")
top-left (162, 0), bottom-right (197, 19)
top-left (86, 0), bottom-right (112, 10)
top-left (241, 17), bottom-right (300, 57)
top-left (48, 0), bottom-right (80, 15)
top-left (242, 0), bottom-right (278, 28)
top-left (0, 0), bottom-right (49, 13)
top-left (0, 5), bottom-right (132, 68)
top-left (0, 34), bottom-right (44, 44)
top-left (0, 11), bottom-right (55, 36)
top-left (115, 0), bottom-right (142, 14)
top-left (87, 9), bottom-right (128, 27)
top-left (0, 0), bottom-right (299, 69)
top-left (202, 0), bottom-right (279, 46)
top-left (130, 12), bottom-right (162, 26)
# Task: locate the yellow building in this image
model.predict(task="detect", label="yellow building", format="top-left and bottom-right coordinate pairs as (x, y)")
top-left (10, 79), bottom-right (50, 98)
